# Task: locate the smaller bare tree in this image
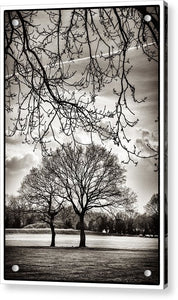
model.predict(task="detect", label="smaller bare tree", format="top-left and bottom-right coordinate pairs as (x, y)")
top-left (5, 195), bottom-right (26, 228)
top-left (19, 166), bottom-right (64, 247)
top-left (144, 193), bottom-right (159, 235)
top-left (144, 194), bottom-right (159, 216)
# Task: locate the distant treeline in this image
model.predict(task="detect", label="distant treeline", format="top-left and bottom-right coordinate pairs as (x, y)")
top-left (5, 194), bottom-right (161, 236)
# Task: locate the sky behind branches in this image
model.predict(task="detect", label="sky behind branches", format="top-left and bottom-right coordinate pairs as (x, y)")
top-left (5, 8), bottom-right (158, 213)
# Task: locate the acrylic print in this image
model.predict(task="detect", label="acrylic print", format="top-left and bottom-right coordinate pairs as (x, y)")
top-left (4, 3), bottom-right (165, 287)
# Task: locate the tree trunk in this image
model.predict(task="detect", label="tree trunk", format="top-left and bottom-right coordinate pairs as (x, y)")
top-left (50, 222), bottom-right (56, 247)
top-left (79, 214), bottom-right (86, 247)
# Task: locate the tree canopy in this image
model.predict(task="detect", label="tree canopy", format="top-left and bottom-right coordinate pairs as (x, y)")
top-left (19, 165), bottom-right (64, 246)
top-left (44, 143), bottom-right (137, 246)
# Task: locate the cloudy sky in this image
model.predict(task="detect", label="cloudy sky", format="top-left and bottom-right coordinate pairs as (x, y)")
top-left (5, 8), bottom-right (159, 213)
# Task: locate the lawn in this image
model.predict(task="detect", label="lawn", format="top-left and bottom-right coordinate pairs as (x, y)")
top-left (5, 231), bottom-right (158, 249)
top-left (4, 246), bottom-right (159, 285)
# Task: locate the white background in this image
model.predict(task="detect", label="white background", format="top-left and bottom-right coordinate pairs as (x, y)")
top-left (0, 0), bottom-right (177, 299)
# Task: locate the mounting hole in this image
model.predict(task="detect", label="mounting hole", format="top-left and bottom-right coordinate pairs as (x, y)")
top-left (144, 269), bottom-right (152, 277)
top-left (12, 264), bottom-right (19, 272)
top-left (144, 15), bottom-right (152, 22)
top-left (12, 19), bottom-right (19, 27)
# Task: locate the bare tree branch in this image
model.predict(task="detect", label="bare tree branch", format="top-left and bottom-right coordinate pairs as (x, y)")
top-left (5, 7), bottom-right (159, 165)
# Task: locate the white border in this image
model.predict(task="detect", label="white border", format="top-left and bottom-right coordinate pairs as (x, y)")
top-left (0, 0), bottom-right (166, 290)
top-left (159, 0), bottom-right (166, 290)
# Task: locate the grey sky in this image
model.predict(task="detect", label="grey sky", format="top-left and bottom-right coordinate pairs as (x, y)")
top-left (5, 8), bottom-right (158, 213)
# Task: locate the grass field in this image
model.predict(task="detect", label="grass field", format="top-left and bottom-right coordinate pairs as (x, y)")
top-left (5, 232), bottom-right (158, 249)
top-left (4, 246), bottom-right (159, 285)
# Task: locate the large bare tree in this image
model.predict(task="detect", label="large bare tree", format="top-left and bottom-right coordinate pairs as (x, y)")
top-left (19, 166), bottom-right (64, 246)
top-left (45, 144), bottom-right (137, 247)
top-left (5, 7), bottom-right (159, 164)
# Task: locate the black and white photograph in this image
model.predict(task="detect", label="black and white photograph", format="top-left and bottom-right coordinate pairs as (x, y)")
top-left (3, 2), bottom-right (167, 287)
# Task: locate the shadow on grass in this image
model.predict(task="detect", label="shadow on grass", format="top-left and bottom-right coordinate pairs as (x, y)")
top-left (4, 246), bottom-right (159, 285)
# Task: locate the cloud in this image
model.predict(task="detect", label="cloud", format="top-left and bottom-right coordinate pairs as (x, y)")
top-left (5, 153), bottom-right (40, 195)
top-left (6, 153), bottom-right (38, 174)
top-left (6, 135), bottom-right (23, 145)
top-left (136, 129), bottom-right (158, 155)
